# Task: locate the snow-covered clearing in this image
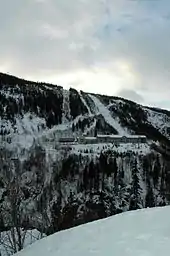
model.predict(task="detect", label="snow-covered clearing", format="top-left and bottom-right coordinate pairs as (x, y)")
top-left (0, 112), bottom-right (72, 159)
top-left (15, 206), bottom-right (170, 256)
top-left (145, 108), bottom-right (170, 138)
top-left (79, 91), bottom-right (93, 116)
top-left (89, 94), bottom-right (128, 135)
top-left (0, 114), bottom-right (46, 155)
top-left (62, 89), bottom-right (71, 123)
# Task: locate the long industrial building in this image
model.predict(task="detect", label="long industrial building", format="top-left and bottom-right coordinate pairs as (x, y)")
top-left (59, 134), bottom-right (147, 144)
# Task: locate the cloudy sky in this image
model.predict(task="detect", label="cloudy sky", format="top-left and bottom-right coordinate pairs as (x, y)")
top-left (0, 0), bottom-right (170, 109)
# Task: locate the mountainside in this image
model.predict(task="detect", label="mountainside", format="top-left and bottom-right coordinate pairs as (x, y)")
top-left (15, 206), bottom-right (170, 256)
top-left (0, 72), bottom-right (170, 237)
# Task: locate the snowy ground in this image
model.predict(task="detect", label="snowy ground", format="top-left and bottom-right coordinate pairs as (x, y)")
top-left (79, 91), bottom-right (93, 116)
top-left (145, 108), bottom-right (170, 139)
top-left (89, 94), bottom-right (128, 135)
top-left (15, 206), bottom-right (170, 256)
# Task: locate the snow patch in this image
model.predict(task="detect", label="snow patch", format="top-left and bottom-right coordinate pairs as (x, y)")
top-left (145, 108), bottom-right (170, 139)
top-left (89, 94), bottom-right (128, 135)
top-left (79, 91), bottom-right (92, 116)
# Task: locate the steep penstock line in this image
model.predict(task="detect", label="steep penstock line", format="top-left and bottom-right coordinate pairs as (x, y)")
top-left (89, 94), bottom-right (128, 135)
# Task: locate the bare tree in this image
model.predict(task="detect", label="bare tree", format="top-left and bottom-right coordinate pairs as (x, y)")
top-left (0, 152), bottom-right (43, 256)
top-left (0, 155), bottom-right (26, 255)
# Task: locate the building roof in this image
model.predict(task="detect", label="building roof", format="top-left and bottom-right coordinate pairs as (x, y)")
top-left (59, 137), bottom-right (75, 141)
top-left (84, 137), bottom-right (96, 140)
top-left (126, 135), bottom-right (147, 138)
top-left (97, 134), bottom-right (122, 138)
top-left (97, 134), bottom-right (146, 139)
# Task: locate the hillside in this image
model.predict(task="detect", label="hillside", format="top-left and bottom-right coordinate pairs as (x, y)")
top-left (15, 206), bottom-right (170, 256)
top-left (0, 72), bottom-right (170, 240)
top-left (0, 72), bottom-right (170, 155)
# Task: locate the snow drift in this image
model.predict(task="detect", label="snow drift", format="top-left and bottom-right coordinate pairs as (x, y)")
top-left (15, 206), bottom-right (170, 256)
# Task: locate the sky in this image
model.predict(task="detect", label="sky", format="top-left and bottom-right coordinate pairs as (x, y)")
top-left (0, 0), bottom-right (170, 109)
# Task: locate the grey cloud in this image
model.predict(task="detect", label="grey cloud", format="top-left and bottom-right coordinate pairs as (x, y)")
top-left (0, 0), bottom-right (170, 109)
top-left (0, 0), bottom-right (101, 75)
top-left (117, 89), bottom-right (144, 103)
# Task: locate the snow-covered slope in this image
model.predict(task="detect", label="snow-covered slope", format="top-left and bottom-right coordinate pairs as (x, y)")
top-left (0, 72), bottom-right (170, 156)
top-left (0, 72), bottom-right (170, 242)
top-left (15, 206), bottom-right (170, 256)
top-left (89, 94), bottom-right (128, 135)
top-left (144, 107), bottom-right (170, 139)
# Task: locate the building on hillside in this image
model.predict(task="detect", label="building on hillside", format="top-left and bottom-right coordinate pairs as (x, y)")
top-left (124, 135), bottom-right (147, 143)
top-left (59, 134), bottom-right (147, 144)
top-left (96, 134), bottom-right (147, 144)
top-left (59, 137), bottom-right (75, 143)
top-left (96, 134), bottom-right (122, 144)
top-left (78, 136), bottom-right (97, 144)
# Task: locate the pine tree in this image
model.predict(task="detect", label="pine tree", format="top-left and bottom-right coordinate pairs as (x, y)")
top-left (83, 165), bottom-right (88, 191)
top-left (72, 123), bottom-right (75, 132)
top-left (142, 156), bottom-right (150, 182)
top-left (94, 162), bottom-right (100, 191)
top-left (153, 155), bottom-right (161, 187)
top-left (145, 187), bottom-right (155, 208)
top-left (88, 160), bottom-right (95, 190)
top-left (113, 158), bottom-right (118, 183)
top-left (129, 159), bottom-right (141, 210)
top-left (94, 127), bottom-right (97, 137)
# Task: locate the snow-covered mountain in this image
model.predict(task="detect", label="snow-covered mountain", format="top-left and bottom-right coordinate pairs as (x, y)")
top-left (0, 72), bottom-right (170, 238)
top-left (0, 72), bottom-right (170, 155)
top-left (15, 206), bottom-right (170, 256)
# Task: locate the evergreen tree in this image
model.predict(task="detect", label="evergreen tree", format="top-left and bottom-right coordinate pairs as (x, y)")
top-left (142, 156), bottom-right (150, 182)
top-left (145, 187), bottom-right (155, 208)
top-left (94, 163), bottom-right (100, 191)
top-left (113, 158), bottom-right (118, 183)
top-left (129, 159), bottom-right (141, 210)
top-left (94, 127), bottom-right (97, 137)
top-left (83, 165), bottom-right (88, 191)
top-left (72, 123), bottom-right (75, 132)
top-left (153, 155), bottom-right (161, 187)
top-left (89, 160), bottom-right (95, 190)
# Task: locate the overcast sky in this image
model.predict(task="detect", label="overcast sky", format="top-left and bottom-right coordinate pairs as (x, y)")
top-left (0, 0), bottom-right (170, 109)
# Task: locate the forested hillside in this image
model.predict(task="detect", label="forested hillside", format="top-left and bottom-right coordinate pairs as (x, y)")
top-left (0, 72), bottom-right (170, 254)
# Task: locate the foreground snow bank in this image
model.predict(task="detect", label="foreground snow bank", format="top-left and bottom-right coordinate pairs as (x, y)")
top-left (15, 206), bottom-right (170, 256)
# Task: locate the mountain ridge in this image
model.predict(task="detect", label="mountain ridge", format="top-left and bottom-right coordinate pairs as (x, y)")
top-left (1, 71), bottom-right (170, 113)
top-left (0, 71), bottom-right (170, 240)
